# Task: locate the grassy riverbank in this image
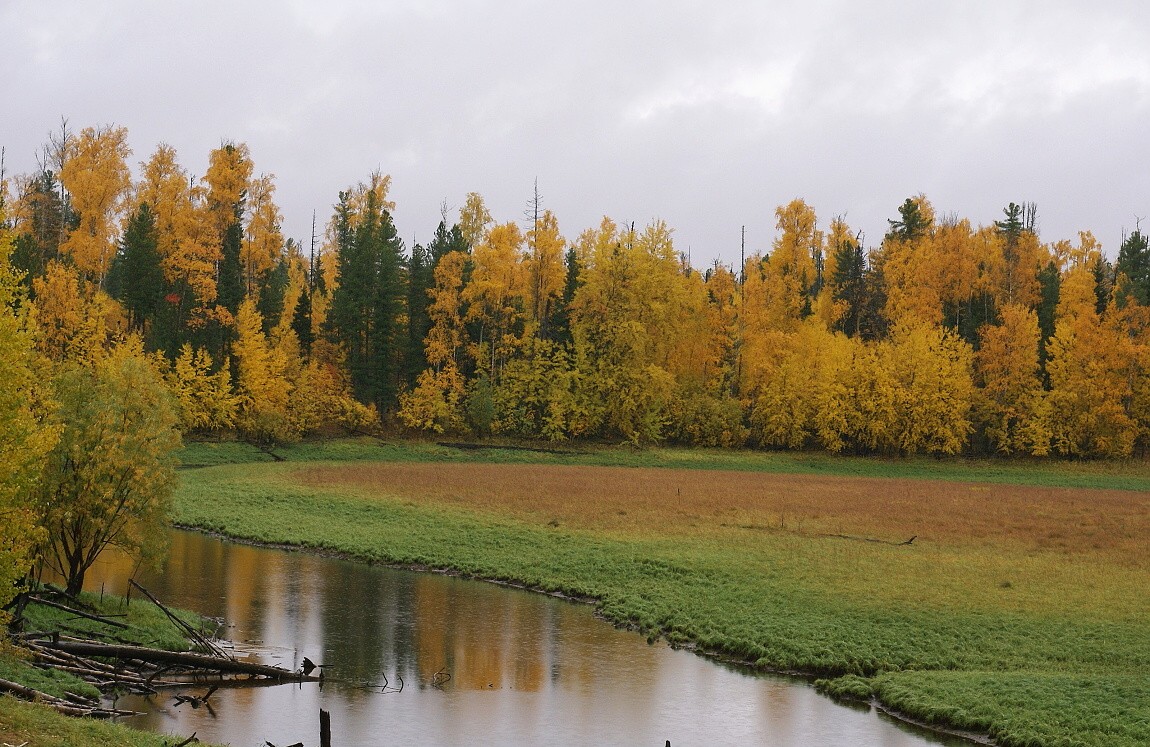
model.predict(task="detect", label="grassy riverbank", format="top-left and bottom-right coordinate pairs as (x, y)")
top-left (0, 696), bottom-right (203, 747)
top-left (174, 439), bottom-right (1148, 746)
top-left (0, 592), bottom-right (225, 747)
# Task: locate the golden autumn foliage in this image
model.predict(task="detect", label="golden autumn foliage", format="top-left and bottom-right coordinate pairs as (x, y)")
top-left (6, 122), bottom-right (1150, 460)
top-left (423, 250), bottom-right (470, 370)
top-left (976, 304), bottom-right (1050, 455)
top-left (524, 209), bottom-right (566, 336)
top-left (288, 359), bottom-right (378, 436)
top-left (568, 219), bottom-right (697, 443)
top-left (458, 191), bottom-right (492, 250)
top-left (1046, 265), bottom-right (1138, 457)
top-left (491, 338), bottom-right (578, 439)
top-left (36, 336), bottom-right (181, 595)
top-left (203, 141), bottom-right (253, 239)
top-left (138, 144), bottom-right (220, 312)
top-left (0, 212), bottom-right (55, 620)
top-left (764, 198), bottom-right (822, 327)
top-left (399, 363), bottom-right (468, 434)
top-left (232, 298), bottom-right (293, 444)
top-left (464, 220), bottom-right (526, 376)
top-left (882, 319), bottom-right (974, 455)
top-left (165, 344), bottom-right (239, 432)
top-left (30, 260), bottom-right (125, 364)
top-left (58, 125), bottom-right (132, 285)
top-left (242, 173), bottom-right (284, 294)
top-left (750, 322), bottom-right (854, 450)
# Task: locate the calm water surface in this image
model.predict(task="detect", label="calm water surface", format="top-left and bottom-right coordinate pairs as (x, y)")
top-left (78, 530), bottom-right (971, 747)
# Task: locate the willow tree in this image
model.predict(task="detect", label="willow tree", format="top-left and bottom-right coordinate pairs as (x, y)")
top-left (0, 205), bottom-right (56, 619)
top-left (36, 338), bottom-right (181, 596)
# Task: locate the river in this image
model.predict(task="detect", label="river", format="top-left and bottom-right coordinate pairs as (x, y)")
top-left (74, 530), bottom-right (972, 746)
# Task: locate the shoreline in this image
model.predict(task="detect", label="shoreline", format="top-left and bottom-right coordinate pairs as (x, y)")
top-left (174, 522), bottom-right (995, 746)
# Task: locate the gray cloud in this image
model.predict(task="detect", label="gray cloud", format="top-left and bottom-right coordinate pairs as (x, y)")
top-left (4, 0), bottom-right (1149, 264)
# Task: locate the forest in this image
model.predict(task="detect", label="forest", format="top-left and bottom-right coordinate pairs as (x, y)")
top-left (3, 123), bottom-right (1149, 458)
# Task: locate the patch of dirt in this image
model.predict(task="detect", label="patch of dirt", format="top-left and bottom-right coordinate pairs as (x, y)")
top-left (293, 462), bottom-right (1148, 560)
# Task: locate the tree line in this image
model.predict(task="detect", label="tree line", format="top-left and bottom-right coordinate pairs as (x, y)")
top-left (3, 123), bottom-right (1149, 459)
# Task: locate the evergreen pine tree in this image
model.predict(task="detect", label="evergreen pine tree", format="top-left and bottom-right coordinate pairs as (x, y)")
top-left (406, 239), bottom-right (434, 385)
top-left (1091, 255), bottom-right (1113, 317)
top-left (1036, 260), bottom-right (1060, 379)
top-left (12, 169), bottom-right (74, 288)
top-left (328, 188), bottom-right (407, 411)
top-left (550, 247), bottom-right (581, 347)
top-left (109, 203), bottom-right (165, 334)
top-left (831, 238), bottom-right (866, 337)
top-left (257, 255), bottom-right (290, 335)
top-left (292, 283), bottom-right (313, 356)
top-left (885, 198), bottom-right (929, 242)
top-left (1115, 229), bottom-right (1150, 307)
top-left (217, 203), bottom-right (245, 315)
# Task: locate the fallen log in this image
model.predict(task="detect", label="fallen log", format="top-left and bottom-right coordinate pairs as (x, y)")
top-left (38, 640), bottom-right (320, 682)
top-left (0, 676), bottom-right (141, 719)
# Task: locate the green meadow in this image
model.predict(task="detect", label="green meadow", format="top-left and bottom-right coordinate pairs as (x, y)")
top-left (168, 439), bottom-right (1149, 747)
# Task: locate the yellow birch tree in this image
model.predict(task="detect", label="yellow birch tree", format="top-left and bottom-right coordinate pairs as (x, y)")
top-left (59, 125), bottom-right (132, 286)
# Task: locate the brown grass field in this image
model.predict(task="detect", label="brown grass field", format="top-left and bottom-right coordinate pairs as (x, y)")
top-left (288, 462), bottom-right (1150, 620)
top-left (297, 462), bottom-right (1148, 564)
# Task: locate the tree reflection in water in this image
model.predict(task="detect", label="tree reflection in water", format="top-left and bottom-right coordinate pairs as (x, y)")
top-left (75, 531), bottom-right (969, 747)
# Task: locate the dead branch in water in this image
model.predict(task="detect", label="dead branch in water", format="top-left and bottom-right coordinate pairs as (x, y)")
top-left (36, 639), bottom-right (320, 682)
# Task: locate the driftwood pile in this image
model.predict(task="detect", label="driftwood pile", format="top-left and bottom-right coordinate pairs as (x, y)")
top-left (6, 581), bottom-right (319, 720)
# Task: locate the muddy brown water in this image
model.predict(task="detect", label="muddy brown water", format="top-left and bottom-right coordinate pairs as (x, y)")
top-left (72, 530), bottom-right (974, 746)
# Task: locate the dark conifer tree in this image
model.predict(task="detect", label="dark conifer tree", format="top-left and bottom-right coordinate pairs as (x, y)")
top-left (292, 283), bottom-right (313, 356)
top-left (1091, 254), bottom-right (1114, 317)
top-left (885, 198), bottom-right (929, 243)
top-left (550, 246), bottom-right (582, 347)
top-left (1115, 229), bottom-right (1150, 308)
top-left (257, 255), bottom-right (290, 335)
top-left (108, 203), bottom-right (165, 334)
top-left (1036, 260), bottom-right (1060, 380)
top-left (12, 169), bottom-right (74, 289)
top-left (328, 188), bottom-right (407, 411)
top-left (217, 203), bottom-right (245, 315)
top-left (831, 238), bottom-right (866, 337)
top-left (406, 239), bottom-right (434, 385)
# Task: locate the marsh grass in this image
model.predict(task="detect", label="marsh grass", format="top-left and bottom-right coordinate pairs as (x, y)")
top-left (0, 695), bottom-right (225, 747)
top-left (170, 443), bottom-right (1150, 746)
top-left (20, 590), bottom-right (212, 652)
top-left (181, 437), bottom-right (1150, 491)
top-left (0, 593), bottom-right (225, 747)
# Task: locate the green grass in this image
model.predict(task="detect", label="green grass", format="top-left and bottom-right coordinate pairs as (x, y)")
top-left (168, 443), bottom-right (1150, 747)
top-left (0, 593), bottom-right (223, 745)
top-left (180, 436), bottom-right (1150, 492)
top-left (20, 590), bottom-right (215, 652)
top-left (0, 695), bottom-right (224, 747)
top-left (0, 651), bottom-right (101, 701)
top-left (872, 671), bottom-right (1150, 747)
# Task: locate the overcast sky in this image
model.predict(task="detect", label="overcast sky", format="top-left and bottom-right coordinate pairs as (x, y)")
top-left (4, 1), bottom-right (1149, 266)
